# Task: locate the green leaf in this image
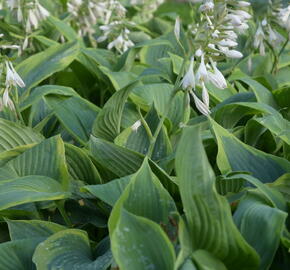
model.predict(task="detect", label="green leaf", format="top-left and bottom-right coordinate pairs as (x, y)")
top-left (215, 174), bottom-right (245, 196)
top-left (32, 229), bottom-right (112, 270)
top-left (112, 210), bottom-right (175, 270)
top-left (175, 125), bottom-right (259, 269)
top-left (0, 238), bottom-right (44, 270)
top-left (210, 118), bottom-right (290, 183)
top-left (0, 176), bottom-right (70, 211)
top-left (109, 158), bottom-right (177, 233)
top-left (0, 119), bottom-right (43, 153)
top-left (89, 136), bottom-right (144, 178)
top-left (115, 105), bottom-right (172, 161)
top-left (47, 16), bottom-right (78, 41)
top-left (7, 219), bottom-right (66, 240)
top-left (46, 96), bottom-right (100, 144)
top-left (255, 113), bottom-right (290, 145)
top-left (83, 175), bottom-right (131, 206)
top-left (65, 143), bottom-right (101, 184)
top-left (213, 102), bottom-right (276, 129)
top-left (20, 85), bottom-right (78, 111)
top-left (237, 78), bottom-right (278, 109)
top-left (99, 66), bottom-right (137, 90)
top-left (16, 41), bottom-right (80, 95)
top-left (192, 250), bottom-right (227, 270)
top-left (234, 192), bottom-right (287, 270)
top-left (130, 83), bottom-right (188, 129)
top-left (92, 82), bottom-right (138, 142)
top-left (0, 136), bottom-right (69, 188)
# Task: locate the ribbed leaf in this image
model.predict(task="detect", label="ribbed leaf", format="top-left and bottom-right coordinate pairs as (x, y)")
top-left (175, 125), bottom-right (259, 269)
top-left (213, 102), bottom-right (276, 128)
top-left (234, 192), bottom-right (287, 270)
top-left (65, 143), bottom-right (101, 184)
top-left (0, 119), bottom-right (43, 153)
top-left (0, 176), bottom-right (70, 211)
top-left (130, 83), bottom-right (188, 129)
top-left (92, 82), bottom-right (138, 141)
top-left (83, 175), bottom-right (131, 206)
top-left (0, 136), bottom-right (69, 188)
top-left (109, 158), bottom-right (177, 234)
top-left (46, 96), bottom-right (100, 144)
top-left (7, 219), bottom-right (66, 240)
top-left (16, 41), bottom-right (79, 95)
top-left (0, 238), bottom-right (44, 270)
top-left (210, 119), bottom-right (290, 183)
top-left (32, 229), bottom-right (112, 270)
top-left (89, 136), bottom-right (144, 178)
top-left (115, 105), bottom-right (172, 161)
top-left (112, 210), bottom-right (175, 270)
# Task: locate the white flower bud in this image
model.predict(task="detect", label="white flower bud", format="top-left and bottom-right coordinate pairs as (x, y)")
top-left (208, 61), bottom-right (227, 89)
top-left (218, 39), bottom-right (238, 47)
top-left (131, 120), bottom-right (141, 132)
top-left (237, 1), bottom-right (251, 7)
top-left (5, 61), bottom-right (25, 88)
top-left (195, 48), bottom-right (203, 57)
top-left (196, 54), bottom-right (208, 83)
top-left (174, 16), bottom-right (181, 40)
top-left (180, 57), bottom-right (195, 90)
top-left (190, 90), bottom-right (210, 116)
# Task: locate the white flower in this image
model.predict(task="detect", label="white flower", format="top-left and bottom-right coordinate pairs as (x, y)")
top-left (237, 1), bottom-right (251, 7)
top-left (254, 23), bottom-right (265, 55)
top-left (36, 2), bottom-right (50, 20)
top-left (219, 46), bottom-right (243, 58)
top-left (174, 16), bottom-right (180, 40)
top-left (181, 57), bottom-right (195, 90)
top-left (218, 39), bottom-right (238, 47)
top-left (278, 6), bottom-right (290, 31)
top-left (247, 56), bottom-right (252, 73)
top-left (196, 54), bottom-right (208, 82)
top-left (226, 14), bottom-right (243, 27)
top-left (231, 10), bottom-right (251, 20)
top-left (27, 9), bottom-right (39, 30)
top-left (199, 0), bottom-right (214, 13)
top-left (17, 5), bottom-right (23, 22)
top-left (2, 87), bottom-right (15, 111)
top-left (201, 81), bottom-right (209, 107)
top-left (208, 61), bottom-right (227, 89)
top-left (7, 0), bottom-right (18, 9)
top-left (190, 90), bottom-right (210, 116)
top-left (195, 48), bottom-right (203, 57)
top-left (131, 120), bottom-right (141, 132)
top-left (5, 61), bottom-right (25, 88)
top-left (212, 29), bottom-right (220, 38)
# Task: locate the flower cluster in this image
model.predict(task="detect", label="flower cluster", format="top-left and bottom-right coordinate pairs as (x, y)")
top-left (181, 0), bottom-right (251, 115)
top-left (0, 57), bottom-right (25, 112)
top-left (96, 1), bottom-right (135, 53)
top-left (276, 4), bottom-right (290, 33)
top-left (67, 0), bottom-right (126, 37)
top-left (130, 0), bottom-right (165, 22)
top-left (253, 1), bottom-right (289, 57)
top-left (4, 0), bottom-right (50, 50)
top-left (97, 22), bottom-right (134, 53)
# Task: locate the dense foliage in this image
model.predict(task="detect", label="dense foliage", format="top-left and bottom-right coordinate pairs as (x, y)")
top-left (0, 0), bottom-right (289, 269)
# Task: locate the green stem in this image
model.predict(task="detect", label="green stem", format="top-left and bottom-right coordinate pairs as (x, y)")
top-left (137, 106), bottom-right (153, 140)
top-left (11, 87), bottom-right (25, 124)
top-left (56, 201), bottom-right (72, 227)
top-left (264, 40), bottom-right (278, 74)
